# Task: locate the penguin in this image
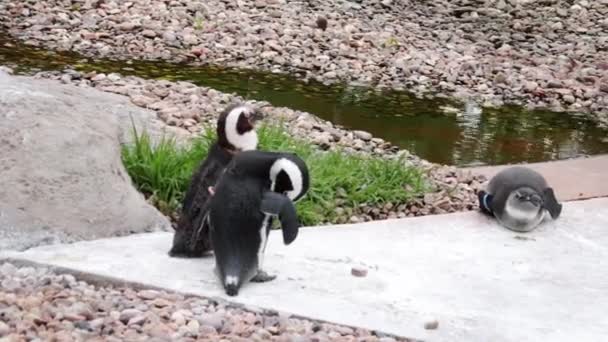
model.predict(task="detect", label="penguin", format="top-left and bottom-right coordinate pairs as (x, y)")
top-left (206, 150), bottom-right (310, 296)
top-left (477, 166), bottom-right (562, 232)
top-left (169, 103), bottom-right (264, 258)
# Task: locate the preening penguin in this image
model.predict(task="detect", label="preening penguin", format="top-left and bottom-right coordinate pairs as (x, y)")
top-left (478, 166), bottom-right (562, 232)
top-left (207, 151), bottom-right (310, 296)
top-left (169, 103), bottom-right (264, 258)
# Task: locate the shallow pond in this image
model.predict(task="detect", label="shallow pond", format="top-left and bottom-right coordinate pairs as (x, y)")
top-left (2, 32), bottom-right (607, 166)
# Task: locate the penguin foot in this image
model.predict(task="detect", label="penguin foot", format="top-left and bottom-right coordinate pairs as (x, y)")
top-left (251, 270), bottom-right (276, 283)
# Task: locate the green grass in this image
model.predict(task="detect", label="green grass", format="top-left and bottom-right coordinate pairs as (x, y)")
top-left (121, 124), bottom-right (429, 226)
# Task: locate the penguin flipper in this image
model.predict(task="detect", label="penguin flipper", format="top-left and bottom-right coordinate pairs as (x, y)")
top-left (477, 190), bottom-right (494, 216)
top-left (542, 187), bottom-right (562, 219)
top-left (260, 191), bottom-right (300, 245)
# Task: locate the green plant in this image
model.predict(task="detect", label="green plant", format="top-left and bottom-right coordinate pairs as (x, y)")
top-left (383, 36), bottom-right (399, 48)
top-left (121, 123), bottom-right (428, 226)
top-left (193, 17), bottom-right (204, 30)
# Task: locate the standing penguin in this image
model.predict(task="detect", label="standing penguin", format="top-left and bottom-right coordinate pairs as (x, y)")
top-left (477, 166), bottom-right (562, 232)
top-left (169, 103), bottom-right (264, 258)
top-left (206, 150), bottom-right (310, 296)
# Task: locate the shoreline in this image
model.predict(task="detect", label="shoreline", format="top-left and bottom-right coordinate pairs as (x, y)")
top-left (0, 66), bottom-right (485, 222)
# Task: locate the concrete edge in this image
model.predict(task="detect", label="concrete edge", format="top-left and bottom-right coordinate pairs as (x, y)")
top-left (0, 257), bottom-right (421, 342)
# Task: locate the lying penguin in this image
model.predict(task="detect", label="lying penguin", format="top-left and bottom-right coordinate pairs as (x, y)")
top-left (477, 166), bottom-right (562, 232)
top-left (205, 150), bottom-right (310, 296)
top-left (169, 103), bottom-right (264, 258)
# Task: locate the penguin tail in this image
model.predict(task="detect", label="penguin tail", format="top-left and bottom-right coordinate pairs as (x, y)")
top-left (477, 190), bottom-right (494, 216)
top-left (224, 275), bottom-right (240, 296)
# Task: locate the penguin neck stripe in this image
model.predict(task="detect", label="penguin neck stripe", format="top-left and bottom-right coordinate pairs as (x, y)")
top-left (225, 106), bottom-right (258, 151)
top-left (270, 158), bottom-right (303, 201)
top-left (482, 193), bottom-right (492, 212)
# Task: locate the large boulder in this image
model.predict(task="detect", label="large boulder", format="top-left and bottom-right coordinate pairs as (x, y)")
top-left (0, 70), bottom-right (173, 251)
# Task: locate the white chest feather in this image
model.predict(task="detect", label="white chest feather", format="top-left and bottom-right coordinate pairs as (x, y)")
top-left (499, 202), bottom-right (545, 232)
top-left (257, 215), bottom-right (271, 269)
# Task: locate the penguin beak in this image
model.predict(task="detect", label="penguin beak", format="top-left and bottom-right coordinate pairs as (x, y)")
top-left (250, 109), bottom-right (265, 123)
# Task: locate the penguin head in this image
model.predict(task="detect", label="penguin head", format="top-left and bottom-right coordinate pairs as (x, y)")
top-left (269, 154), bottom-right (310, 202)
top-left (508, 187), bottom-right (543, 212)
top-left (216, 103), bottom-right (264, 151)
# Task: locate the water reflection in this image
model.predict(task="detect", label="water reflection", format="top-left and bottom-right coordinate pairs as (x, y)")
top-left (1, 32), bottom-right (607, 166)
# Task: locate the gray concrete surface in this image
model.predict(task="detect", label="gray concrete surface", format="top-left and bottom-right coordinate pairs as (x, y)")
top-left (3, 197), bottom-right (608, 342)
top-left (467, 154), bottom-right (608, 201)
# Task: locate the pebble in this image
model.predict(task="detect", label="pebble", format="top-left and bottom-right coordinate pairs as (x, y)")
top-left (0, 321), bottom-right (10, 337)
top-left (1, 263), bottom-right (411, 341)
top-left (351, 267), bottom-right (368, 277)
top-left (119, 309), bottom-right (143, 324)
top-left (424, 320), bottom-right (439, 330)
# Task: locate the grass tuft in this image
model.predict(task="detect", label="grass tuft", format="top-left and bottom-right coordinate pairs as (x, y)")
top-left (121, 124), bottom-right (428, 226)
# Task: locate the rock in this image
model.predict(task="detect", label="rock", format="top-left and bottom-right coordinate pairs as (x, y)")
top-left (353, 130), bottom-right (372, 141)
top-left (137, 290), bottom-right (160, 300)
top-left (316, 17), bottom-right (328, 31)
top-left (0, 263), bottom-right (17, 276)
top-left (119, 309), bottom-right (143, 324)
top-left (0, 321), bottom-right (9, 337)
top-left (0, 72), bottom-right (170, 252)
top-left (130, 94), bottom-right (156, 107)
top-left (424, 320), bottom-right (439, 330)
top-left (142, 30), bottom-right (157, 38)
top-left (600, 83), bottom-right (608, 93)
top-left (523, 81), bottom-right (538, 92)
top-left (351, 267), bottom-right (368, 277)
top-left (198, 313), bottom-right (225, 331)
top-left (128, 314), bottom-right (148, 326)
top-left (563, 94), bottom-right (576, 104)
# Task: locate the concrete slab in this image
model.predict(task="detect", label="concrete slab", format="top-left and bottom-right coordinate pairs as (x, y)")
top-left (3, 198), bottom-right (608, 342)
top-left (465, 154), bottom-right (608, 202)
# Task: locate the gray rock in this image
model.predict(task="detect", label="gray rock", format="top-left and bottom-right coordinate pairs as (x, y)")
top-left (351, 267), bottom-right (368, 277)
top-left (119, 309), bottom-right (143, 324)
top-left (353, 130), bottom-right (372, 141)
top-left (0, 321), bottom-right (10, 337)
top-left (0, 71), bottom-right (171, 251)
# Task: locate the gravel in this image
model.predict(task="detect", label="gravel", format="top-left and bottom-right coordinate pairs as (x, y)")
top-left (26, 68), bottom-right (487, 223)
top-left (0, 0), bottom-right (607, 117)
top-left (0, 262), bottom-right (413, 341)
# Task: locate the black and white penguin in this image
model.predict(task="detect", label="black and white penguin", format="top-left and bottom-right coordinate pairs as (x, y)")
top-left (169, 103), bottom-right (264, 258)
top-left (477, 166), bottom-right (562, 232)
top-left (206, 150), bottom-right (310, 296)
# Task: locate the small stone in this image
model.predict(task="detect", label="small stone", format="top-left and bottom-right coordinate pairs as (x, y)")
top-left (119, 309), bottom-right (143, 324)
top-left (137, 290), bottom-right (160, 300)
top-left (563, 94), bottom-right (576, 104)
top-left (523, 81), bottom-right (538, 92)
top-left (130, 94), bottom-right (156, 107)
top-left (0, 321), bottom-right (10, 337)
top-left (316, 17), bottom-right (328, 31)
top-left (600, 83), bottom-right (608, 93)
top-left (152, 298), bottom-right (172, 307)
top-left (351, 267), bottom-right (368, 277)
top-left (0, 263), bottom-right (17, 276)
top-left (424, 320), bottom-right (439, 330)
top-left (142, 30), bottom-right (157, 38)
top-left (119, 22), bottom-right (138, 31)
top-left (198, 313), bottom-right (224, 331)
top-left (128, 315), bottom-right (147, 326)
top-left (353, 130), bottom-right (372, 141)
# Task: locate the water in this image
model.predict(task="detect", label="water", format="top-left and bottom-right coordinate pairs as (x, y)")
top-left (2, 32), bottom-right (607, 166)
